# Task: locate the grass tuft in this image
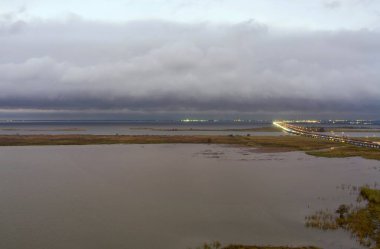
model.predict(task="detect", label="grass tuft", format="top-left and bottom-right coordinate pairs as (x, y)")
top-left (306, 187), bottom-right (380, 248)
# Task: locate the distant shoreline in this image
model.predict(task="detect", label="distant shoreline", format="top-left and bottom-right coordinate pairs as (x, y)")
top-left (3, 126), bottom-right (380, 133)
top-left (0, 134), bottom-right (379, 160)
top-left (316, 128), bottom-right (380, 133)
top-left (129, 127), bottom-right (281, 132)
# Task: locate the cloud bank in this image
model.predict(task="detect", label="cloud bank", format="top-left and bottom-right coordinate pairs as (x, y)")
top-left (1, 16), bottom-right (380, 118)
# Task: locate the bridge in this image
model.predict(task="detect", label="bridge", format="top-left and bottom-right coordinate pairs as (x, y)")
top-left (273, 121), bottom-right (380, 150)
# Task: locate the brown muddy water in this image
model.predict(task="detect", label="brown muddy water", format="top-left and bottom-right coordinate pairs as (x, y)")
top-left (0, 144), bottom-right (379, 249)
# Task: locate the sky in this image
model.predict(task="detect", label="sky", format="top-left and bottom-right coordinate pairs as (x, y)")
top-left (0, 0), bottom-right (380, 120)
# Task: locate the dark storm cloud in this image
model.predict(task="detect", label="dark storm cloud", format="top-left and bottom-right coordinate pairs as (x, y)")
top-left (0, 18), bottom-right (380, 118)
top-left (0, 95), bottom-right (379, 114)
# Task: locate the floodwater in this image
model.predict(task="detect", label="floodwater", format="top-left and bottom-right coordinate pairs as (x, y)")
top-left (1, 121), bottom-right (379, 137)
top-left (0, 144), bottom-right (379, 249)
top-left (0, 121), bottom-right (282, 136)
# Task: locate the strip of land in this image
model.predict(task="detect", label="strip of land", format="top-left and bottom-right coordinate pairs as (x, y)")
top-left (0, 134), bottom-right (379, 160)
top-left (298, 127), bottom-right (380, 133)
top-left (191, 241), bottom-right (320, 249)
top-left (129, 127), bottom-right (281, 132)
top-left (224, 247), bottom-right (320, 249)
top-left (325, 128), bottom-right (380, 133)
top-left (1, 128), bottom-right (86, 132)
top-left (135, 127), bottom-right (380, 133)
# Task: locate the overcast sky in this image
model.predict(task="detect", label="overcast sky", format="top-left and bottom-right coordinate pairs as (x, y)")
top-left (1, 0), bottom-right (380, 120)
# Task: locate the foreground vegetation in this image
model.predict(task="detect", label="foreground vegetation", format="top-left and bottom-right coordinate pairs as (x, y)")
top-left (305, 187), bottom-right (380, 248)
top-left (190, 241), bottom-right (320, 249)
top-left (306, 145), bottom-right (380, 160)
top-left (0, 134), bottom-right (379, 160)
top-left (223, 247), bottom-right (320, 249)
top-left (0, 134), bottom-right (336, 148)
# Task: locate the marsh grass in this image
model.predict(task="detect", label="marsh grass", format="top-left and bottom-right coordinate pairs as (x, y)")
top-left (307, 146), bottom-right (380, 160)
top-left (190, 242), bottom-right (320, 249)
top-left (0, 134), bottom-right (338, 148)
top-left (0, 134), bottom-right (378, 160)
top-left (223, 246), bottom-right (320, 249)
top-left (305, 187), bottom-right (380, 248)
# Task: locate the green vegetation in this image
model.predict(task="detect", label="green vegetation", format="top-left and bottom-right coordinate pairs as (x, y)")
top-left (223, 245), bottom-right (319, 249)
top-left (190, 241), bottom-right (222, 249)
top-left (0, 134), bottom-right (338, 149)
top-left (305, 187), bottom-right (380, 248)
top-left (306, 145), bottom-right (380, 160)
top-left (0, 134), bottom-right (378, 160)
top-left (223, 246), bottom-right (320, 249)
top-left (190, 242), bottom-right (320, 249)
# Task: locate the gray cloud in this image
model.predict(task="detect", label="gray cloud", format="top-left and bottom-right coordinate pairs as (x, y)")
top-left (0, 6), bottom-right (27, 34)
top-left (0, 18), bottom-right (380, 118)
top-left (323, 1), bottom-right (341, 9)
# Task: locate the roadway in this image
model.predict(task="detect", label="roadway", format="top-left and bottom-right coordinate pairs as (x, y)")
top-left (273, 121), bottom-right (380, 150)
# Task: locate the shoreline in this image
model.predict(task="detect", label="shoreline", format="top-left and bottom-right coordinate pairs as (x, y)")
top-left (128, 127), bottom-right (282, 132)
top-left (0, 134), bottom-right (379, 160)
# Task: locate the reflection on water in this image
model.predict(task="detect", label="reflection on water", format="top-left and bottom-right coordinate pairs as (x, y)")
top-left (0, 144), bottom-right (378, 249)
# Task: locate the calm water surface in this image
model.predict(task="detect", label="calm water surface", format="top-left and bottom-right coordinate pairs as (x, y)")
top-left (0, 122), bottom-right (281, 136)
top-left (0, 121), bottom-right (378, 137)
top-left (0, 144), bottom-right (379, 249)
